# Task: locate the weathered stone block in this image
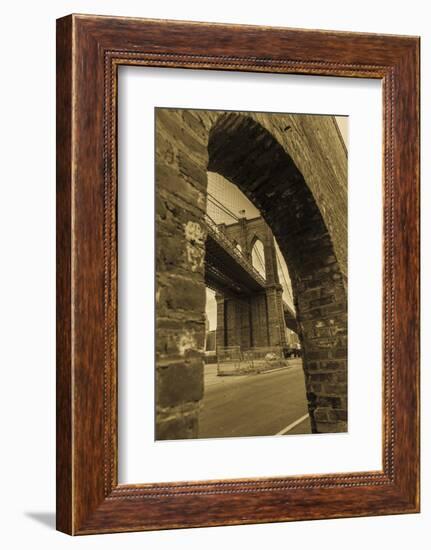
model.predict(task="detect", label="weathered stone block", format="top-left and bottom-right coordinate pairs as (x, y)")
top-left (177, 151), bottom-right (208, 190)
top-left (156, 234), bottom-right (186, 271)
top-left (314, 407), bottom-right (338, 423)
top-left (157, 359), bottom-right (204, 408)
top-left (156, 409), bottom-right (200, 440)
top-left (156, 109), bottom-right (206, 157)
top-left (335, 409), bottom-right (348, 422)
top-left (181, 110), bottom-right (210, 141)
top-left (156, 319), bottom-right (205, 357)
top-left (159, 276), bottom-right (205, 313)
top-left (157, 162), bottom-right (204, 204)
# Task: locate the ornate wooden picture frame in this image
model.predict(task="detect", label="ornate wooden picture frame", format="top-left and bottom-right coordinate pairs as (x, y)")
top-left (56, 14), bottom-right (420, 534)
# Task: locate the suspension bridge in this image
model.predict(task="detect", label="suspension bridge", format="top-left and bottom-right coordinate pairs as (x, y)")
top-left (203, 190), bottom-right (298, 341)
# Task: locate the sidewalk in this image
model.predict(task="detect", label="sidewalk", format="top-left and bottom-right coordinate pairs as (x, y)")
top-left (203, 359), bottom-right (302, 388)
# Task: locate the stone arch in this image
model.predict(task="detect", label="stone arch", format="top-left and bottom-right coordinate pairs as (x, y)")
top-left (155, 107), bottom-right (347, 439)
top-left (250, 236), bottom-right (266, 279)
top-left (207, 112), bottom-right (347, 434)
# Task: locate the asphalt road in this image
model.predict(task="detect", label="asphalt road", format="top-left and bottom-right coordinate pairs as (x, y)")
top-left (198, 361), bottom-right (312, 439)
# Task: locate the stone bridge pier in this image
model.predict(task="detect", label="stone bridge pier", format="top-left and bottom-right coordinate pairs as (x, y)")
top-left (214, 215), bottom-right (288, 351)
top-left (216, 288), bottom-right (285, 351)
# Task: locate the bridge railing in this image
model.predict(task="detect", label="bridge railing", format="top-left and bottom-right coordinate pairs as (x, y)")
top-left (216, 346), bottom-right (252, 375)
top-left (216, 345), bottom-right (291, 376)
top-left (247, 346), bottom-right (283, 360)
top-left (204, 214), bottom-right (267, 287)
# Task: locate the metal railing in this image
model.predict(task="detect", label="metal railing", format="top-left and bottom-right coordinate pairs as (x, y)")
top-left (216, 346), bottom-right (253, 375)
top-left (204, 214), bottom-right (267, 287)
top-left (216, 345), bottom-right (290, 376)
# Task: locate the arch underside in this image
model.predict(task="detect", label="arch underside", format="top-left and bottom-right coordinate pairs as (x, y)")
top-left (208, 112), bottom-right (348, 433)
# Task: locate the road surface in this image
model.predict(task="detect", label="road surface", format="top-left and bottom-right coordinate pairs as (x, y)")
top-left (199, 360), bottom-right (312, 439)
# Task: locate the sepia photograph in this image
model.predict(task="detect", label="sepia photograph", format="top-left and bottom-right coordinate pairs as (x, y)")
top-left (155, 107), bottom-right (348, 441)
top-left (51, 9), bottom-right (420, 537)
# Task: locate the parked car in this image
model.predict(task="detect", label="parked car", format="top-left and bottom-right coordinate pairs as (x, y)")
top-left (282, 345), bottom-right (302, 358)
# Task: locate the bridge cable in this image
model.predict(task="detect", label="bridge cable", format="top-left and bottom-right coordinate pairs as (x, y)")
top-left (207, 192), bottom-right (240, 222)
top-left (253, 245), bottom-right (267, 278)
top-left (275, 248), bottom-right (294, 305)
top-left (207, 198), bottom-right (238, 223)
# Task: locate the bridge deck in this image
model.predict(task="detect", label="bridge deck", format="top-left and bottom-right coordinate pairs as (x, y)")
top-left (204, 215), bottom-right (297, 332)
top-left (205, 219), bottom-right (266, 295)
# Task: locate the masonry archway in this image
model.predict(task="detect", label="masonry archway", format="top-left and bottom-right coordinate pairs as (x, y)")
top-left (207, 113), bottom-right (348, 434)
top-left (155, 107), bottom-right (347, 439)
